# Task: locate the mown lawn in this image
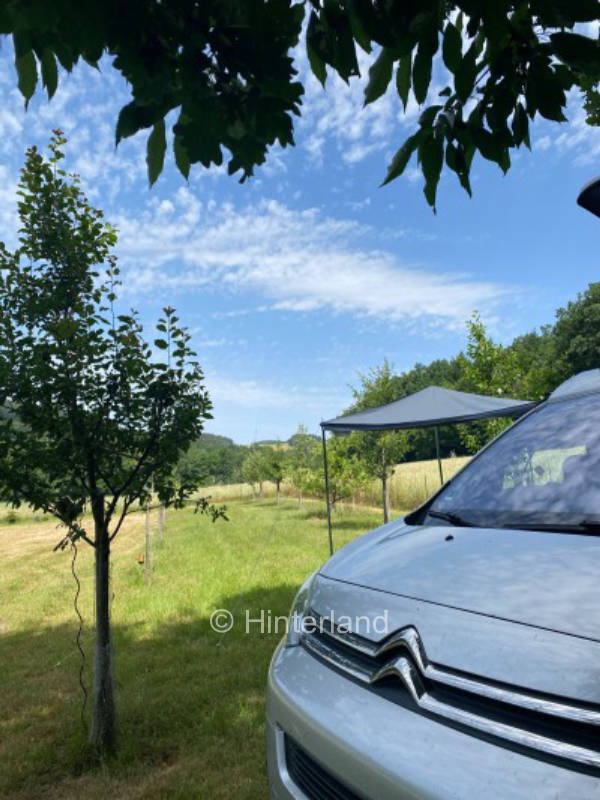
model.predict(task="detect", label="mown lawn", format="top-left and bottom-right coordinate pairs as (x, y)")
top-left (0, 499), bottom-right (387, 798)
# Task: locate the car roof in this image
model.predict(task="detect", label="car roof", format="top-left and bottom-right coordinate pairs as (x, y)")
top-left (549, 369), bottom-right (600, 400)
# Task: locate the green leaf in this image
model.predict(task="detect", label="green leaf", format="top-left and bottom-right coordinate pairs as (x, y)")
top-left (527, 62), bottom-right (567, 122)
top-left (154, 338), bottom-right (169, 350)
top-left (40, 48), bottom-right (58, 99)
top-left (116, 102), bottom-right (158, 144)
top-left (420, 133), bottom-right (443, 210)
top-left (455, 50), bottom-right (477, 103)
top-left (554, 64), bottom-right (575, 92)
top-left (442, 23), bottom-right (462, 74)
top-left (472, 127), bottom-right (508, 170)
top-left (551, 32), bottom-right (600, 74)
top-left (307, 39), bottom-right (326, 87)
top-left (330, 10), bottom-right (360, 82)
top-left (15, 50), bottom-right (37, 107)
top-left (349, 5), bottom-right (371, 53)
top-left (306, 11), bottom-right (327, 87)
top-left (147, 119), bottom-right (166, 186)
top-left (365, 48), bottom-right (394, 105)
top-left (445, 141), bottom-right (459, 171)
top-left (450, 137), bottom-right (473, 195)
top-left (418, 104), bottom-right (442, 128)
top-left (413, 43), bottom-right (432, 105)
top-left (396, 54), bottom-right (411, 110)
top-left (381, 132), bottom-right (421, 186)
top-left (511, 102), bottom-right (529, 148)
top-left (174, 135), bottom-right (190, 180)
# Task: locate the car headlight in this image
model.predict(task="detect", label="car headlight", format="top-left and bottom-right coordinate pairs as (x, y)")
top-left (285, 570), bottom-right (318, 648)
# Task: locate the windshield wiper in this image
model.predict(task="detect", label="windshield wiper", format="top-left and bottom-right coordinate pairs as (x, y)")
top-left (579, 519), bottom-right (600, 532)
top-left (501, 519), bottom-right (600, 535)
top-left (427, 510), bottom-right (477, 528)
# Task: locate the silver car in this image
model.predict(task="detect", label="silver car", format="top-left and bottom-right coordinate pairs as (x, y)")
top-left (267, 369), bottom-right (600, 799)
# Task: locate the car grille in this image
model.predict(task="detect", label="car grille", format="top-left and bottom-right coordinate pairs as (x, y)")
top-left (285, 734), bottom-right (362, 799)
top-left (301, 610), bottom-right (600, 772)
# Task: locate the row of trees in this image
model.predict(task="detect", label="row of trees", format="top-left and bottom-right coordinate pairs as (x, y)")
top-left (237, 284), bottom-right (600, 522)
top-left (239, 423), bottom-right (403, 522)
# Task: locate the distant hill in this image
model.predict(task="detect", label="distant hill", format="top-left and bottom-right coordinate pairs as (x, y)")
top-left (196, 433), bottom-right (237, 449)
top-left (287, 432), bottom-right (319, 446)
top-left (200, 432), bottom-right (320, 448)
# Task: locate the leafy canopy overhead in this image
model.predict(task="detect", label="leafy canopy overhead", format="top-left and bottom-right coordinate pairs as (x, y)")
top-left (3, 1), bottom-right (600, 207)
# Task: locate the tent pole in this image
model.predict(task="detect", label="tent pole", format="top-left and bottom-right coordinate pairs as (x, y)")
top-left (434, 426), bottom-right (444, 485)
top-left (321, 427), bottom-right (334, 556)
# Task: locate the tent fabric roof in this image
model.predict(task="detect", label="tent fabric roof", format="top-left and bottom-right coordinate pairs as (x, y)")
top-left (321, 385), bottom-right (536, 432)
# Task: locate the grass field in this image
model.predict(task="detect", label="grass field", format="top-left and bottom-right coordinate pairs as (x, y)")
top-left (0, 498), bottom-right (387, 799)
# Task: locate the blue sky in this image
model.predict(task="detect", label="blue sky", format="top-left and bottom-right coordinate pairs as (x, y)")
top-left (0, 39), bottom-right (599, 443)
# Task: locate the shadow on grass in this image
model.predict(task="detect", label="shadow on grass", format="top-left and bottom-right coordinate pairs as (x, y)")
top-left (0, 583), bottom-right (300, 798)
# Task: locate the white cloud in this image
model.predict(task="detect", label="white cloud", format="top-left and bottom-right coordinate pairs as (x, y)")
top-left (404, 166), bottom-right (421, 183)
top-left (536, 135), bottom-right (551, 151)
top-left (533, 94), bottom-right (600, 166)
top-left (114, 196), bottom-right (512, 327)
top-left (294, 41), bottom-right (449, 173)
top-left (297, 47), bottom-right (418, 167)
top-left (208, 375), bottom-right (303, 410)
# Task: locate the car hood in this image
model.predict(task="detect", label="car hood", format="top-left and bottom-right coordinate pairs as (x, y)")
top-left (320, 520), bottom-right (600, 641)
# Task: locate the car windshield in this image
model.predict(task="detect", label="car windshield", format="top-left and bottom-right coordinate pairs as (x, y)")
top-left (428, 391), bottom-right (600, 531)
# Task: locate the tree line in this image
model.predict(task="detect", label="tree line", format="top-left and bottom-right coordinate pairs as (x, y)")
top-left (220, 284), bottom-right (600, 522)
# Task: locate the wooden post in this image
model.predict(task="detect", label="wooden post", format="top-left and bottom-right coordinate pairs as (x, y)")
top-left (158, 504), bottom-right (165, 546)
top-left (434, 426), bottom-right (444, 486)
top-left (321, 427), bottom-right (334, 556)
top-left (144, 504), bottom-right (151, 584)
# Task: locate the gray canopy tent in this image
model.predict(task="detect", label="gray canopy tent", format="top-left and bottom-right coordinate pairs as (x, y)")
top-left (320, 385), bottom-right (536, 555)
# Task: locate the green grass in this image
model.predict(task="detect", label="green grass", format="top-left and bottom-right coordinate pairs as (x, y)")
top-left (0, 498), bottom-right (386, 799)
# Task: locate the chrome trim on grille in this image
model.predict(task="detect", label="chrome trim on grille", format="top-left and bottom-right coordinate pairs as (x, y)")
top-left (302, 614), bottom-right (600, 770)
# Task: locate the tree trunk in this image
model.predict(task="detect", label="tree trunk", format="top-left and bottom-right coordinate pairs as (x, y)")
top-left (298, 491), bottom-right (302, 507)
top-left (276, 481), bottom-right (280, 505)
top-left (90, 508), bottom-right (116, 754)
top-left (382, 472), bottom-right (390, 524)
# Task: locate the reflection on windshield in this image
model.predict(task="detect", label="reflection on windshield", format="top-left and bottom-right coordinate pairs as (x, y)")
top-left (431, 393), bottom-right (600, 527)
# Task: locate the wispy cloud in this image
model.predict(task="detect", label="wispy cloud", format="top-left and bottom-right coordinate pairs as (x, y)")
top-left (208, 375), bottom-right (297, 409)
top-left (114, 194), bottom-right (513, 327)
top-left (533, 93), bottom-right (600, 166)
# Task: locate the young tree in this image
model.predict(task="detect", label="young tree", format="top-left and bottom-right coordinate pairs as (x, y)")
top-left (288, 425), bottom-right (321, 505)
top-left (352, 431), bottom-right (407, 523)
top-left (0, 133), bottom-right (216, 754)
top-left (263, 444), bottom-right (288, 505)
top-left (348, 361), bottom-right (408, 523)
top-left (3, 3), bottom-right (600, 203)
top-left (324, 435), bottom-right (370, 512)
top-left (242, 446), bottom-right (270, 498)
